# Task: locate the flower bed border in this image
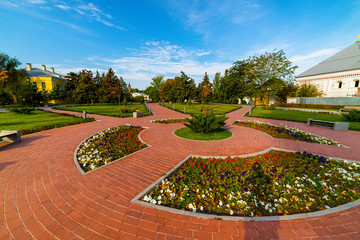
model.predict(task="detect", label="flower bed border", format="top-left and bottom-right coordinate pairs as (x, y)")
top-left (132, 147), bottom-right (360, 221)
top-left (232, 120), bottom-right (346, 147)
top-left (73, 124), bottom-right (150, 175)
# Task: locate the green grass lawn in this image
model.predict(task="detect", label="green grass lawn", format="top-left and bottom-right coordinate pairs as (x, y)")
top-left (248, 108), bottom-right (360, 131)
top-left (0, 110), bottom-right (93, 135)
top-left (163, 103), bottom-right (241, 115)
top-left (174, 127), bottom-right (232, 140)
top-left (55, 103), bottom-right (150, 117)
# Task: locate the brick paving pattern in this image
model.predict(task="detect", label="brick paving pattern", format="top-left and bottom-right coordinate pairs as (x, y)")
top-left (1, 103), bottom-right (360, 239)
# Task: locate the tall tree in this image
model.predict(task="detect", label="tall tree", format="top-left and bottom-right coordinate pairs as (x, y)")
top-left (147, 75), bottom-right (164, 102)
top-left (244, 49), bottom-right (297, 105)
top-left (0, 52), bottom-right (27, 103)
top-left (73, 70), bottom-right (95, 104)
top-left (223, 60), bottom-right (252, 103)
top-left (159, 78), bottom-right (174, 102)
top-left (173, 72), bottom-right (196, 102)
top-left (212, 72), bottom-right (221, 101)
top-left (99, 68), bottom-right (118, 103)
top-left (198, 72), bottom-right (212, 103)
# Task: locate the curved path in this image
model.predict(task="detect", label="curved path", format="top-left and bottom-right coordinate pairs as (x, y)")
top-left (1, 103), bottom-right (360, 239)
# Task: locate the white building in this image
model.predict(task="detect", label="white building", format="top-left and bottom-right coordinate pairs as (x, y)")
top-left (131, 92), bottom-right (149, 101)
top-left (295, 41), bottom-right (360, 97)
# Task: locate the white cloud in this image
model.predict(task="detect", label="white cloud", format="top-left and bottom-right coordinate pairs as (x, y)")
top-left (55, 4), bottom-right (70, 10)
top-left (290, 48), bottom-right (340, 75)
top-left (86, 41), bottom-right (230, 84)
top-left (28, 0), bottom-right (46, 4)
top-left (290, 48), bottom-right (339, 63)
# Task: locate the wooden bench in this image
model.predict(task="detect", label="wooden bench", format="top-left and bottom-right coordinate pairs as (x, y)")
top-left (307, 118), bottom-right (349, 131)
top-left (0, 130), bottom-right (21, 143)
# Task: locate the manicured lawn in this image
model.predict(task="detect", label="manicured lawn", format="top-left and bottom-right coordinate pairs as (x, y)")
top-left (0, 110), bottom-right (93, 135)
top-left (142, 151), bottom-right (360, 217)
top-left (162, 103), bottom-right (241, 115)
top-left (248, 108), bottom-right (360, 131)
top-left (55, 103), bottom-right (151, 117)
top-left (174, 127), bottom-right (232, 140)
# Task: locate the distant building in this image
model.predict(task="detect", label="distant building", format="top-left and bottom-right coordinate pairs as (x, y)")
top-left (26, 63), bottom-right (68, 104)
top-left (131, 92), bottom-right (149, 101)
top-left (295, 41), bottom-right (360, 97)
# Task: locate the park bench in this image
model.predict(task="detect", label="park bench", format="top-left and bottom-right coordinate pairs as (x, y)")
top-left (307, 118), bottom-right (349, 131)
top-left (0, 130), bottom-right (21, 143)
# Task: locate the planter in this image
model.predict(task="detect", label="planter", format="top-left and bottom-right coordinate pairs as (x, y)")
top-left (133, 111), bottom-right (144, 118)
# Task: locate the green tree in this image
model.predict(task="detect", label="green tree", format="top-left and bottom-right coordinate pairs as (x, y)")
top-left (296, 82), bottom-right (323, 97)
top-left (212, 72), bottom-right (221, 101)
top-left (145, 75), bottom-right (164, 102)
top-left (173, 72), bottom-right (196, 102)
top-left (65, 72), bottom-right (79, 102)
top-left (245, 49), bottom-right (297, 105)
top-left (275, 82), bottom-right (298, 103)
top-left (99, 68), bottom-right (118, 103)
top-left (16, 82), bottom-right (42, 107)
top-left (74, 70), bottom-right (96, 104)
top-left (221, 60), bottom-right (252, 103)
top-left (0, 52), bottom-right (27, 103)
top-left (50, 84), bottom-right (67, 103)
top-left (0, 88), bottom-right (12, 106)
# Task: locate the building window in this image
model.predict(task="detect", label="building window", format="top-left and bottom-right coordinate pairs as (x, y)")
top-left (338, 82), bottom-right (342, 89)
top-left (41, 82), bottom-right (46, 89)
top-left (355, 80), bottom-right (359, 88)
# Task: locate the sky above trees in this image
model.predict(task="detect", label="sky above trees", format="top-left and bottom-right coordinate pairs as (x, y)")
top-left (0, 0), bottom-right (359, 89)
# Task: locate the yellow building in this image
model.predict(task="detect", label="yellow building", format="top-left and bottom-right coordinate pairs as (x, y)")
top-left (26, 63), bottom-right (68, 103)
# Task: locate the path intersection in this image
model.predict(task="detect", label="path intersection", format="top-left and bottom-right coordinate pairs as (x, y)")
top-left (1, 103), bottom-right (360, 239)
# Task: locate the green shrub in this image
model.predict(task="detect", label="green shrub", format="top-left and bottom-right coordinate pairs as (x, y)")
top-left (343, 110), bottom-right (360, 122)
top-left (184, 112), bottom-right (228, 133)
top-left (119, 106), bottom-right (133, 113)
top-left (133, 96), bottom-right (145, 103)
top-left (262, 104), bottom-right (276, 110)
top-left (10, 107), bottom-right (35, 114)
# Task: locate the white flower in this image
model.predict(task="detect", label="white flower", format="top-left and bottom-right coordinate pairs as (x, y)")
top-left (230, 210), bottom-right (234, 215)
top-left (219, 201), bottom-right (223, 206)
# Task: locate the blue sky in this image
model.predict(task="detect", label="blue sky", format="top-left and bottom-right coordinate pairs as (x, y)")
top-left (0, 0), bottom-right (359, 90)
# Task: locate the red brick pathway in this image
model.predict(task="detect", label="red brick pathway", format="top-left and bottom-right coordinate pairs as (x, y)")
top-left (1, 103), bottom-right (360, 239)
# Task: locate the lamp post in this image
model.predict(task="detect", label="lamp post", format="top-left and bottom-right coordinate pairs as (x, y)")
top-left (28, 77), bottom-right (34, 107)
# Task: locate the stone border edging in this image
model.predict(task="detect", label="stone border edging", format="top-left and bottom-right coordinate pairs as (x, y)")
top-left (131, 147), bottom-right (360, 221)
top-left (73, 124), bottom-right (150, 175)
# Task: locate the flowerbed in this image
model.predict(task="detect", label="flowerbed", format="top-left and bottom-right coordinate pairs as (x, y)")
top-left (77, 125), bottom-right (147, 172)
top-left (142, 151), bottom-right (360, 217)
top-left (233, 120), bottom-right (341, 146)
top-left (151, 118), bottom-right (188, 124)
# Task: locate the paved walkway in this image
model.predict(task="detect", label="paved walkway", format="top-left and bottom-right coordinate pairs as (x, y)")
top-left (1, 103), bottom-right (360, 239)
